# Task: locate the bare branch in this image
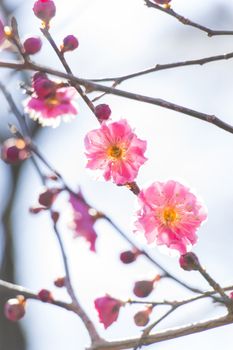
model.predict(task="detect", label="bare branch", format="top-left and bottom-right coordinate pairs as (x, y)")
top-left (144, 0), bottom-right (233, 37)
top-left (0, 60), bottom-right (233, 134)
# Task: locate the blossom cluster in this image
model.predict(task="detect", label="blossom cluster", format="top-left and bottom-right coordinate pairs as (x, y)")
top-left (1, 0), bottom-right (208, 332)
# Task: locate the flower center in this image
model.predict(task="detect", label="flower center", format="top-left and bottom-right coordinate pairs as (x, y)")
top-left (46, 96), bottom-right (60, 106)
top-left (107, 145), bottom-right (124, 160)
top-left (162, 207), bottom-right (177, 225)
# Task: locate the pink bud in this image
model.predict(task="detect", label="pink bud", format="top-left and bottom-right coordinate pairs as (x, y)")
top-left (120, 249), bottom-right (141, 264)
top-left (179, 252), bottom-right (200, 271)
top-left (94, 295), bottom-right (124, 329)
top-left (38, 188), bottom-right (59, 207)
top-left (61, 35), bottom-right (79, 53)
top-left (38, 289), bottom-right (53, 302)
top-left (33, 0), bottom-right (56, 24)
top-left (51, 211), bottom-right (60, 223)
top-left (54, 277), bottom-right (66, 288)
top-left (4, 297), bottom-right (26, 322)
top-left (134, 306), bottom-right (153, 327)
top-left (33, 73), bottom-right (56, 98)
top-left (23, 37), bottom-right (42, 55)
top-left (133, 276), bottom-right (160, 298)
top-left (1, 138), bottom-right (30, 165)
top-left (95, 104), bottom-right (111, 122)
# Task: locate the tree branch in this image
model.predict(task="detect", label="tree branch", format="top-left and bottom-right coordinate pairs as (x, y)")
top-left (1, 60), bottom-right (233, 134)
top-left (144, 0), bottom-right (233, 37)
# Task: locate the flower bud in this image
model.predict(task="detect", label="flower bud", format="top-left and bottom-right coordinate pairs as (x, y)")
top-left (120, 249), bottom-right (141, 264)
top-left (179, 252), bottom-right (200, 271)
top-left (4, 297), bottom-right (26, 322)
top-left (134, 306), bottom-right (152, 327)
top-left (54, 277), bottom-right (66, 288)
top-left (133, 278), bottom-right (157, 298)
top-left (95, 104), bottom-right (111, 122)
top-left (1, 138), bottom-right (30, 164)
top-left (61, 35), bottom-right (79, 53)
top-left (33, 73), bottom-right (56, 98)
top-left (33, 0), bottom-right (56, 25)
top-left (23, 37), bottom-right (42, 55)
top-left (38, 289), bottom-right (53, 302)
top-left (38, 188), bottom-right (59, 207)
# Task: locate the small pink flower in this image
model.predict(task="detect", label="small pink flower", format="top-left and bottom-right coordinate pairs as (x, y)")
top-left (135, 180), bottom-right (207, 254)
top-left (69, 193), bottom-right (97, 252)
top-left (94, 295), bottom-right (124, 329)
top-left (84, 119), bottom-right (147, 185)
top-left (24, 75), bottom-right (78, 127)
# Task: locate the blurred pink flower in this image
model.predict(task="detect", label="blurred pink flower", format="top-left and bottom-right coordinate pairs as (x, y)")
top-left (0, 19), bottom-right (5, 45)
top-left (135, 180), bottom-right (207, 254)
top-left (33, 0), bottom-right (56, 24)
top-left (84, 119), bottom-right (147, 185)
top-left (94, 295), bottom-right (124, 329)
top-left (25, 82), bottom-right (78, 127)
top-left (69, 193), bottom-right (97, 252)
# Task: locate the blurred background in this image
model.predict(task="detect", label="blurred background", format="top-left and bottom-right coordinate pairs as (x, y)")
top-left (1, 0), bottom-right (233, 349)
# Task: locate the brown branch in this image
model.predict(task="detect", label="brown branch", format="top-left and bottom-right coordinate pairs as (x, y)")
top-left (0, 60), bottom-right (233, 134)
top-left (87, 314), bottom-right (233, 350)
top-left (91, 51), bottom-right (233, 84)
top-left (144, 0), bottom-right (233, 37)
top-left (40, 28), bottom-right (96, 115)
top-left (0, 279), bottom-right (78, 313)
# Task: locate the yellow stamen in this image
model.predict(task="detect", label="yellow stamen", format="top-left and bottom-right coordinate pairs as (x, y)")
top-left (162, 207), bottom-right (177, 225)
top-left (107, 145), bottom-right (124, 160)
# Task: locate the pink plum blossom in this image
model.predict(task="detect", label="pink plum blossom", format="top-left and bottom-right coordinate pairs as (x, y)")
top-left (94, 295), bottom-right (124, 329)
top-left (69, 193), bottom-right (97, 252)
top-left (24, 74), bottom-right (78, 127)
top-left (33, 0), bottom-right (56, 24)
top-left (135, 180), bottom-right (207, 254)
top-left (84, 119), bottom-right (147, 185)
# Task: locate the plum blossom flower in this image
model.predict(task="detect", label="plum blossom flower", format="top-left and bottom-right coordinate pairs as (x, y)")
top-left (94, 295), bottom-right (124, 329)
top-left (69, 193), bottom-right (98, 252)
top-left (84, 119), bottom-right (147, 185)
top-left (135, 180), bottom-right (207, 254)
top-left (24, 73), bottom-right (78, 127)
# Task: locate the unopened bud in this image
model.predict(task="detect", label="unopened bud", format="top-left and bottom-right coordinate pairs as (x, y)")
top-left (4, 296), bottom-right (26, 322)
top-left (95, 104), bottom-right (111, 122)
top-left (61, 35), bottom-right (79, 53)
top-left (133, 277), bottom-right (159, 298)
top-left (1, 138), bottom-right (30, 164)
top-left (38, 289), bottom-right (53, 302)
top-left (54, 277), bottom-right (66, 288)
top-left (120, 249), bottom-right (141, 264)
top-left (23, 37), bottom-right (42, 55)
top-left (33, 0), bottom-right (56, 25)
top-left (134, 306), bottom-right (152, 327)
top-left (179, 252), bottom-right (200, 271)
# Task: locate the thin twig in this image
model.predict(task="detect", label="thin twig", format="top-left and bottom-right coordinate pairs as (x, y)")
top-left (144, 0), bottom-right (233, 37)
top-left (1, 60), bottom-right (233, 134)
top-left (91, 51), bottom-right (233, 84)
